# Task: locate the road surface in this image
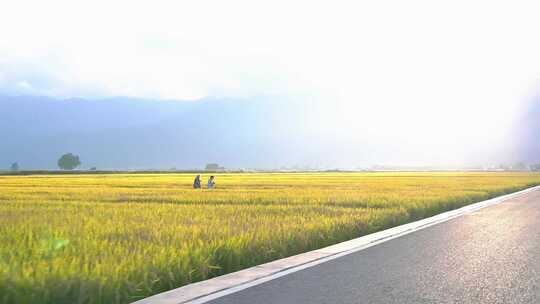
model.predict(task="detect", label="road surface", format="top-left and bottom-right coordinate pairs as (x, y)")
top-left (209, 189), bottom-right (540, 304)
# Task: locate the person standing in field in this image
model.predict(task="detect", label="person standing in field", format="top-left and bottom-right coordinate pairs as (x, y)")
top-left (193, 175), bottom-right (201, 189)
top-left (207, 176), bottom-right (215, 189)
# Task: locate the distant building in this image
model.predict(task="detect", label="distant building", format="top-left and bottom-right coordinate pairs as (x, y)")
top-left (205, 163), bottom-right (225, 171)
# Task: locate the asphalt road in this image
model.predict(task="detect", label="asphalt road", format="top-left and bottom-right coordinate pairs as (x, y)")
top-left (209, 189), bottom-right (540, 304)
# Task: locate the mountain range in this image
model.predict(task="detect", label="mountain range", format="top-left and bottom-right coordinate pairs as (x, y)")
top-left (1, 95), bottom-right (538, 170)
top-left (0, 95), bottom-right (325, 169)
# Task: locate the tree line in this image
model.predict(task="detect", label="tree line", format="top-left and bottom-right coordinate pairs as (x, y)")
top-left (10, 153), bottom-right (81, 171)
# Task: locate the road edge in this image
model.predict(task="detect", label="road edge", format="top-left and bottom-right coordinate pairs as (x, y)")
top-left (132, 185), bottom-right (540, 304)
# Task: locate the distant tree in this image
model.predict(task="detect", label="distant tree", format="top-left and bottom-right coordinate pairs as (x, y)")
top-left (57, 153), bottom-right (81, 170)
top-left (513, 162), bottom-right (527, 171)
top-left (89, 167), bottom-right (97, 171)
top-left (10, 162), bottom-right (19, 172)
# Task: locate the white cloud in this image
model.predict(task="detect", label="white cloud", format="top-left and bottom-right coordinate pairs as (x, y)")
top-left (2, 0), bottom-right (539, 101)
top-left (16, 80), bottom-right (32, 91)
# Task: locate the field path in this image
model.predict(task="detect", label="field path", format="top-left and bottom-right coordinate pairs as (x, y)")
top-left (207, 188), bottom-right (540, 304)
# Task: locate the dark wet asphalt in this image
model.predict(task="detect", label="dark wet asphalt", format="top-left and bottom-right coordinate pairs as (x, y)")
top-left (209, 189), bottom-right (540, 304)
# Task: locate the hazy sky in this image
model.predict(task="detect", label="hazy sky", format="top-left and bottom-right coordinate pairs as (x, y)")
top-left (1, 0), bottom-right (539, 166)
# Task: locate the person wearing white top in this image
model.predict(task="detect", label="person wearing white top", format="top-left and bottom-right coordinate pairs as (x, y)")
top-left (207, 176), bottom-right (215, 189)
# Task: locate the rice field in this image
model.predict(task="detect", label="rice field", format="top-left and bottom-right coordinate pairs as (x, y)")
top-left (1, 172), bottom-right (540, 304)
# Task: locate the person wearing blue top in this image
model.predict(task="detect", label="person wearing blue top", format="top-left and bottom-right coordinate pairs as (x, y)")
top-left (207, 176), bottom-right (215, 189)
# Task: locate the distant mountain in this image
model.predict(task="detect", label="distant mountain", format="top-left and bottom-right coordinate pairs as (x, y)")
top-left (0, 95), bottom-right (322, 170)
top-left (2, 94), bottom-right (538, 170)
top-left (515, 97), bottom-right (540, 163)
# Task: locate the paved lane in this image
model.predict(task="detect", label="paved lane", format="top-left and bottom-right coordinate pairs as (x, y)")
top-left (209, 189), bottom-right (540, 304)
